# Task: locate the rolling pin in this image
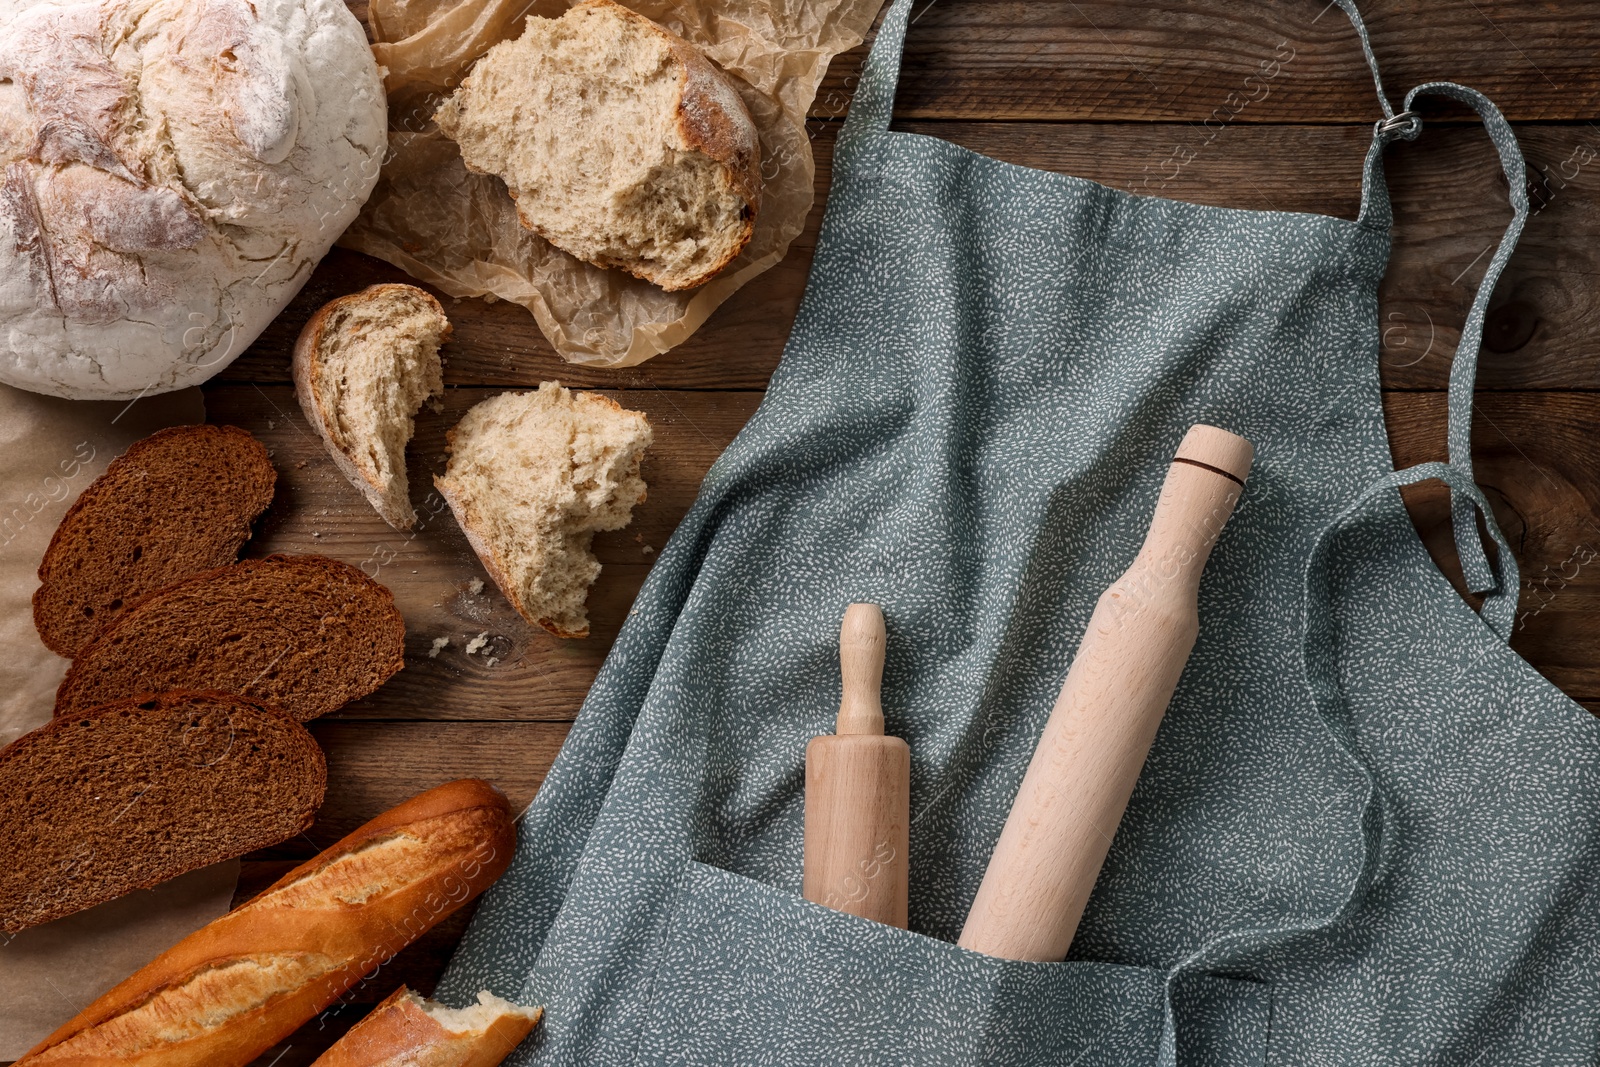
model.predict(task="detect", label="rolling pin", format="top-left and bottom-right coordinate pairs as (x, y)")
top-left (803, 603), bottom-right (910, 928)
top-left (959, 424), bottom-right (1253, 962)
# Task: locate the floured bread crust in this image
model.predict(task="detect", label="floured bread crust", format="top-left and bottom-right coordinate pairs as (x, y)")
top-left (0, 0), bottom-right (387, 400)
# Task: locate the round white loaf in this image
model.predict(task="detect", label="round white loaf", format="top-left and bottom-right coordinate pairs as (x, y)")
top-left (0, 0), bottom-right (386, 399)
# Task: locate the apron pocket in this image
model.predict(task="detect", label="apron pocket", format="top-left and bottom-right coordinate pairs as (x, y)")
top-left (632, 861), bottom-right (1267, 1067)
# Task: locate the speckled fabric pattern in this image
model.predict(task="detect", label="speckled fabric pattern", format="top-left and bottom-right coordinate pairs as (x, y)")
top-left (438, 2), bottom-right (1600, 1063)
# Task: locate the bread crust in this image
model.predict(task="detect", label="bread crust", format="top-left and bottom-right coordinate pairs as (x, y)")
top-left (31, 423), bottom-right (276, 657)
top-left (0, 0), bottom-right (388, 400)
top-left (17, 780), bottom-right (517, 1067)
top-left (309, 986), bottom-right (542, 1067)
top-left (293, 284), bottom-right (452, 531)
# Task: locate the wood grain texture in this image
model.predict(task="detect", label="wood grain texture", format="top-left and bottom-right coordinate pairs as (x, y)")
top-left (817, 0), bottom-right (1600, 122)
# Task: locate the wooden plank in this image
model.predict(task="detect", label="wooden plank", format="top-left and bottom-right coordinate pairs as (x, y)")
top-left (1386, 391), bottom-right (1600, 704)
top-left (218, 123), bottom-right (1600, 393)
top-left (818, 0), bottom-right (1600, 123)
top-left (203, 384), bottom-right (758, 722)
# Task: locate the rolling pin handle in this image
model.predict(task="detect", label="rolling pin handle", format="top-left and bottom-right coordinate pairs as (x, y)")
top-left (836, 602), bottom-right (886, 736)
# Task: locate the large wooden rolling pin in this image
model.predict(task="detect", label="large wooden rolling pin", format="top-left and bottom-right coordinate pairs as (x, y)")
top-left (959, 425), bottom-right (1253, 962)
top-left (803, 603), bottom-right (910, 927)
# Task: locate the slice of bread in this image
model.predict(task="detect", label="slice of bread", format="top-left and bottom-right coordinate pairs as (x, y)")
top-left (32, 424), bottom-right (276, 658)
top-left (434, 0), bottom-right (761, 292)
top-left (294, 284), bottom-right (451, 530)
top-left (435, 383), bottom-right (651, 639)
top-left (0, 690), bottom-right (325, 933)
top-left (310, 986), bottom-right (542, 1067)
top-left (54, 555), bottom-right (407, 720)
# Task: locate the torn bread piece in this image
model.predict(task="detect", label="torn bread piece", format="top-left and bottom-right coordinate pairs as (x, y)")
top-left (434, 0), bottom-right (760, 292)
top-left (436, 383), bottom-right (652, 639)
top-left (309, 986), bottom-right (542, 1067)
top-left (294, 284), bottom-right (451, 529)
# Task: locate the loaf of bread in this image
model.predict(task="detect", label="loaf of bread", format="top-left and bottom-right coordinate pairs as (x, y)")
top-left (0, 0), bottom-right (387, 400)
top-left (55, 554), bottom-right (406, 720)
top-left (0, 690), bottom-right (325, 933)
top-left (32, 424), bottom-right (276, 658)
top-left (435, 383), bottom-right (652, 638)
top-left (310, 986), bottom-right (542, 1067)
top-left (17, 779), bottom-right (517, 1067)
top-left (294, 285), bottom-right (451, 530)
top-left (434, 0), bottom-right (761, 292)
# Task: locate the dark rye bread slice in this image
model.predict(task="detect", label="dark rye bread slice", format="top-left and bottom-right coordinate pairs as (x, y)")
top-left (33, 424), bottom-right (276, 658)
top-left (0, 690), bottom-right (326, 933)
top-left (55, 555), bottom-right (406, 721)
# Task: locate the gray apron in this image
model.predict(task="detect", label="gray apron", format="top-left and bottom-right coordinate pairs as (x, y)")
top-left (439, 2), bottom-right (1600, 1062)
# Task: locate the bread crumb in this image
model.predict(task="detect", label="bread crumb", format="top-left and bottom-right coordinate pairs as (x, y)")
top-left (468, 578), bottom-right (485, 595)
top-left (428, 636), bottom-right (450, 658)
top-left (641, 544), bottom-right (655, 556)
top-left (465, 632), bottom-right (489, 654)
top-left (311, 531), bottom-right (320, 538)
top-left (267, 419), bottom-right (276, 429)
top-left (485, 656), bottom-right (499, 668)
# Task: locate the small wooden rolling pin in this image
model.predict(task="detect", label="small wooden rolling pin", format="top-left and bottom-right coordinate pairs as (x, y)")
top-left (959, 425), bottom-right (1253, 962)
top-left (803, 603), bottom-right (911, 928)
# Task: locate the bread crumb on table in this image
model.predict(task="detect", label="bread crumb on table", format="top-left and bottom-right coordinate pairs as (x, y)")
top-left (428, 636), bottom-right (450, 658)
top-left (468, 578), bottom-right (485, 594)
top-left (465, 632), bottom-right (489, 655)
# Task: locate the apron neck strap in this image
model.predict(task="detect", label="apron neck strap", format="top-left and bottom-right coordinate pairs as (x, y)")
top-left (845, 0), bottom-right (1397, 138)
top-left (1360, 84), bottom-right (1529, 604)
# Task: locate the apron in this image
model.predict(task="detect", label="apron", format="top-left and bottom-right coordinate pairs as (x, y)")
top-left (439, 2), bottom-right (1600, 1062)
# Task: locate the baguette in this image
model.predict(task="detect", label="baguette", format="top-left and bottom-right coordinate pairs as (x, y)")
top-left (310, 986), bottom-right (542, 1067)
top-left (18, 779), bottom-right (517, 1067)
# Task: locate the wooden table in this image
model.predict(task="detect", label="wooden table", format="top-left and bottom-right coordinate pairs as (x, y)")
top-left (206, 2), bottom-right (1600, 1062)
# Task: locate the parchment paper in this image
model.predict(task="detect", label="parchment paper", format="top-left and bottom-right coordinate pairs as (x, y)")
top-left (0, 384), bottom-right (242, 1058)
top-left (341, 0), bottom-right (885, 367)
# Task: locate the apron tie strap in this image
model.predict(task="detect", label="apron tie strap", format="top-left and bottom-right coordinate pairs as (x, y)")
top-left (1360, 84), bottom-right (1528, 599)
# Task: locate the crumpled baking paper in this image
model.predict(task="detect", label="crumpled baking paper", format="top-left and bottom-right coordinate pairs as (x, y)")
top-left (0, 384), bottom-right (241, 1058)
top-left (341, 0), bottom-right (885, 367)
